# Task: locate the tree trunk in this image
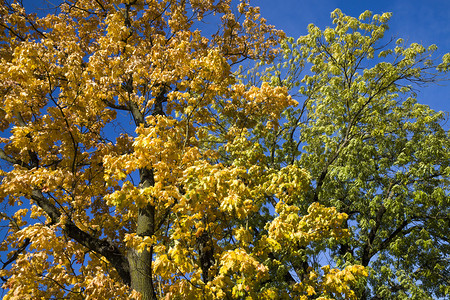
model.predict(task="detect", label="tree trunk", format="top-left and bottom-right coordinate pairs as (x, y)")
top-left (128, 168), bottom-right (157, 299)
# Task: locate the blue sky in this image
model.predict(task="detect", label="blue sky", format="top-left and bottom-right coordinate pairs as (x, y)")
top-left (257, 0), bottom-right (450, 114)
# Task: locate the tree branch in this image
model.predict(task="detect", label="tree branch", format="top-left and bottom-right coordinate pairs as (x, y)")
top-left (1, 238), bottom-right (30, 281)
top-left (0, 148), bottom-right (28, 168)
top-left (102, 99), bottom-right (130, 111)
top-left (361, 204), bottom-right (386, 266)
top-left (30, 189), bottom-right (131, 285)
top-left (372, 219), bottom-right (409, 257)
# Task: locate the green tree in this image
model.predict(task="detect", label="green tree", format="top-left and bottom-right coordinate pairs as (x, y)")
top-left (254, 8), bottom-right (450, 299)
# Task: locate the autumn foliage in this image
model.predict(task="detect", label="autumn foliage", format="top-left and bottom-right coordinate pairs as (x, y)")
top-left (0, 0), bottom-right (448, 299)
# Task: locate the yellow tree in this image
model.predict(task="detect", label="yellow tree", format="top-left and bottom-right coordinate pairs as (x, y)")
top-left (0, 1), bottom-right (367, 299)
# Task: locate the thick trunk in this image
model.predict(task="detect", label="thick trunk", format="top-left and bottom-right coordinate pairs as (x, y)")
top-left (128, 168), bottom-right (157, 299)
top-left (128, 229), bottom-right (156, 300)
top-left (125, 79), bottom-right (166, 298)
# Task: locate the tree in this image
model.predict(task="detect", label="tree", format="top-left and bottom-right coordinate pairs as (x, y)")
top-left (0, 1), bottom-right (368, 299)
top-left (255, 8), bottom-right (450, 299)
